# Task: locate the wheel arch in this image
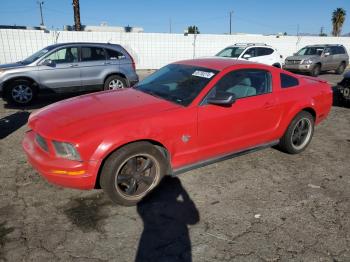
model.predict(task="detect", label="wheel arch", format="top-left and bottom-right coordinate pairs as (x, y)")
top-left (3, 76), bottom-right (39, 91)
top-left (94, 139), bottom-right (171, 189)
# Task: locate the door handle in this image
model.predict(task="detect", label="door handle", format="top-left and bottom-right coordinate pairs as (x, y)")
top-left (104, 61), bottom-right (111, 65)
top-left (69, 64), bottom-right (78, 67)
top-left (263, 101), bottom-right (276, 109)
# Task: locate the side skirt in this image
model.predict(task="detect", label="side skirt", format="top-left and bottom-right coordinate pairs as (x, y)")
top-left (172, 140), bottom-right (279, 176)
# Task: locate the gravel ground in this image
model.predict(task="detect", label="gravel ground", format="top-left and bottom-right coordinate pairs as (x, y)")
top-left (0, 70), bottom-right (349, 262)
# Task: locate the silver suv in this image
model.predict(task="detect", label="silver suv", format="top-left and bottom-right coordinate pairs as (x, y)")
top-left (284, 44), bottom-right (349, 77)
top-left (0, 42), bottom-right (139, 105)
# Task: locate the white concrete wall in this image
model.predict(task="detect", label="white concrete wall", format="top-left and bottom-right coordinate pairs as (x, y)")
top-left (0, 29), bottom-right (349, 69)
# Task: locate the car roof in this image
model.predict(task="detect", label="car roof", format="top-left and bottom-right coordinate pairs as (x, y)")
top-left (306, 44), bottom-right (344, 47)
top-left (173, 57), bottom-right (257, 71)
top-left (46, 42), bottom-right (122, 49)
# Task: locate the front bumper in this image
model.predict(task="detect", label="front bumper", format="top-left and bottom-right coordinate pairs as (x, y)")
top-left (283, 64), bottom-right (314, 72)
top-left (22, 130), bottom-right (100, 190)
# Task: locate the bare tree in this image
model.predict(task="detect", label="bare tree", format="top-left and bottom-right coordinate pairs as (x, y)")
top-left (332, 8), bottom-right (346, 36)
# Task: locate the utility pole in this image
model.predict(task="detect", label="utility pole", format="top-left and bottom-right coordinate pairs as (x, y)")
top-left (229, 10), bottom-right (233, 34)
top-left (169, 18), bottom-right (172, 34)
top-left (320, 26), bottom-right (324, 35)
top-left (37, 1), bottom-right (44, 26)
top-left (72, 0), bottom-right (82, 31)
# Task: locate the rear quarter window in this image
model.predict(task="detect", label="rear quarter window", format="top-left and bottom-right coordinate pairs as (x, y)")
top-left (280, 73), bottom-right (299, 88)
top-left (106, 49), bottom-right (126, 60)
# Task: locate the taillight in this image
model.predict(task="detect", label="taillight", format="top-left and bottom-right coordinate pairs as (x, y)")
top-left (124, 49), bottom-right (136, 71)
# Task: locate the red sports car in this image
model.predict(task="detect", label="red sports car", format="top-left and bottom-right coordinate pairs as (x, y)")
top-left (22, 58), bottom-right (332, 205)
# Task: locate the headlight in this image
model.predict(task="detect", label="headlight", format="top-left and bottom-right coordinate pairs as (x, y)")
top-left (52, 141), bottom-right (81, 161)
top-left (302, 59), bottom-right (313, 64)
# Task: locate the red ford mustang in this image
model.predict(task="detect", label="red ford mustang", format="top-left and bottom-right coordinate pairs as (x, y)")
top-left (22, 58), bottom-right (332, 205)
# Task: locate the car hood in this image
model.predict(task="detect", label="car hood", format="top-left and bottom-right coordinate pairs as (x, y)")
top-left (286, 55), bottom-right (319, 61)
top-left (0, 62), bottom-right (25, 70)
top-left (28, 88), bottom-right (181, 140)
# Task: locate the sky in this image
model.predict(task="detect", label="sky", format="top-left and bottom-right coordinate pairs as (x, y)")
top-left (0, 0), bottom-right (349, 35)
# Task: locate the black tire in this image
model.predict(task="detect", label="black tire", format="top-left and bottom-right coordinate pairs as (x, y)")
top-left (103, 75), bottom-right (127, 90)
top-left (273, 63), bottom-right (281, 68)
top-left (311, 64), bottom-right (321, 77)
top-left (100, 142), bottom-right (167, 206)
top-left (336, 62), bottom-right (346, 75)
top-left (5, 80), bottom-right (37, 105)
top-left (278, 111), bottom-right (314, 154)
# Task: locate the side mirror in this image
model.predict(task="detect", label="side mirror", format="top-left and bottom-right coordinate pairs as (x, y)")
top-left (207, 92), bottom-right (236, 107)
top-left (324, 52), bottom-right (330, 57)
top-left (41, 59), bottom-right (55, 67)
top-left (243, 54), bottom-right (251, 59)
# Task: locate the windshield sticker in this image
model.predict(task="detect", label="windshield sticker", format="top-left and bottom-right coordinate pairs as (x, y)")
top-left (192, 70), bottom-right (215, 79)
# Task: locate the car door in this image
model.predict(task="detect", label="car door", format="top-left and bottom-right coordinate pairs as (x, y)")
top-left (79, 46), bottom-right (109, 90)
top-left (196, 68), bottom-right (282, 161)
top-left (331, 46), bottom-right (342, 70)
top-left (250, 47), bottom-right (275, 65)
top-left (37, 46), bottom-right (81, 91)
top-left (322, 47), bottom-right (334, 70)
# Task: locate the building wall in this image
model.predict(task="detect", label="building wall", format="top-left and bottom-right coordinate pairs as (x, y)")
top-left (0, 29), bottom-right (349, 69)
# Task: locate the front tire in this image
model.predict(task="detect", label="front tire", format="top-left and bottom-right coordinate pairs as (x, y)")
top-left (311, 64), bottom-right (321, 77)
top-left (279, 111), bottom-right (314, 154)
top-left (5, 80), bottom-right (37, 105)
top-left (103, 75), bottom-right (127, 90)
top-left (100, 142), bottom-right (167, 206)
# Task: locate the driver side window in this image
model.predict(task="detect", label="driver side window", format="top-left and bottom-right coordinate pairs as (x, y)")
top-left (45, 47), bottom-right (79, 64)
top-left (206, 69), bottom-right (272, 101)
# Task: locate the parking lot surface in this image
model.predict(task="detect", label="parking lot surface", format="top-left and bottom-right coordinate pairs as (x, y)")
top-left (0, 71), bottom-right (349, 262)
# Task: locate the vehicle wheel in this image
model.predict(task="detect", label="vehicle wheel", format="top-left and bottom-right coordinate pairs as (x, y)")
top-left (5, 80), bottom-right (37, 105)
top-left (104, 75), bottom-right (127, 90)
top-left (336, 62), bottom-right (346, 75)
top-left (279, 111), bottom-right (314, 154)
top-left (273, 63), bottom-right (281, 68)
top-left (311, 64), bottom-right (321, 77)
top-left (100, 142), bottom-right (167, 206)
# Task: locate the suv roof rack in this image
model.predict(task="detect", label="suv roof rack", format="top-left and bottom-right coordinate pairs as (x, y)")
top-left (234, 43), bottom-right (268, 46)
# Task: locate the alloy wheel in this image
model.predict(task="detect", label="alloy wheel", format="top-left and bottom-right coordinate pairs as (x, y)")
top-left (115, 154), bottom-right (160, 199)
top-left (291, 118), bottom-right (312, 150)
top-left (108, 79), bottom-right (124, 90)
top-left (11, 84), bottom-right (33, 104)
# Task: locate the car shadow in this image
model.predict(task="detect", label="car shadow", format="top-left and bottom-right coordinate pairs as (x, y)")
top-left (0, 111), bottom-right (30, 139)
top-left (135, 176), bottom-right (200, 262)
top-left (3, 92), bottom-right (94, 110)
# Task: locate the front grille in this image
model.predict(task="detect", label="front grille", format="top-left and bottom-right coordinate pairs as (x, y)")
top-left (35, 133), bottom-right (49, 152)
top-left (286, 60), bottom-right (301, 65)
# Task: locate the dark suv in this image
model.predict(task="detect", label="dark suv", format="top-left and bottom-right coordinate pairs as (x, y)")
top-left (0, 42), bottom-right (138, 105)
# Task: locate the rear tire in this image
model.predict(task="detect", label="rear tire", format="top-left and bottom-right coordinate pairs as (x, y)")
top-left (279, 111), bottom-right (314, 154)
top-left (103, 75), bottom-right (127, 90)
top-left (336, 62), bottom-right (346, 75)
top-left (5, 80), bottom-right (37, 105)
top-left (311, 64), bottom-right (321, 77)
top-left (100, 142), bottom-right (167, 206)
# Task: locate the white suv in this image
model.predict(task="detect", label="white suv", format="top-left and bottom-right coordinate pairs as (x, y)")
top-left (216, 43), bottom-right (284, 68)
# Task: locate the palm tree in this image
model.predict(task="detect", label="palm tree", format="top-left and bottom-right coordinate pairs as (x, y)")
top-left (332, 8), bottom-right (346, 36)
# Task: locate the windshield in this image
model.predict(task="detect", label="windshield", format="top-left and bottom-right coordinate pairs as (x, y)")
top-left (134, 64), bottom-right (218, 106)
top-left (296, 47), bottom-right (324, 56)
top-left (216, 47), bottom-right (245, 58)
top-left (21, 46), bottom-right (54, 64)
